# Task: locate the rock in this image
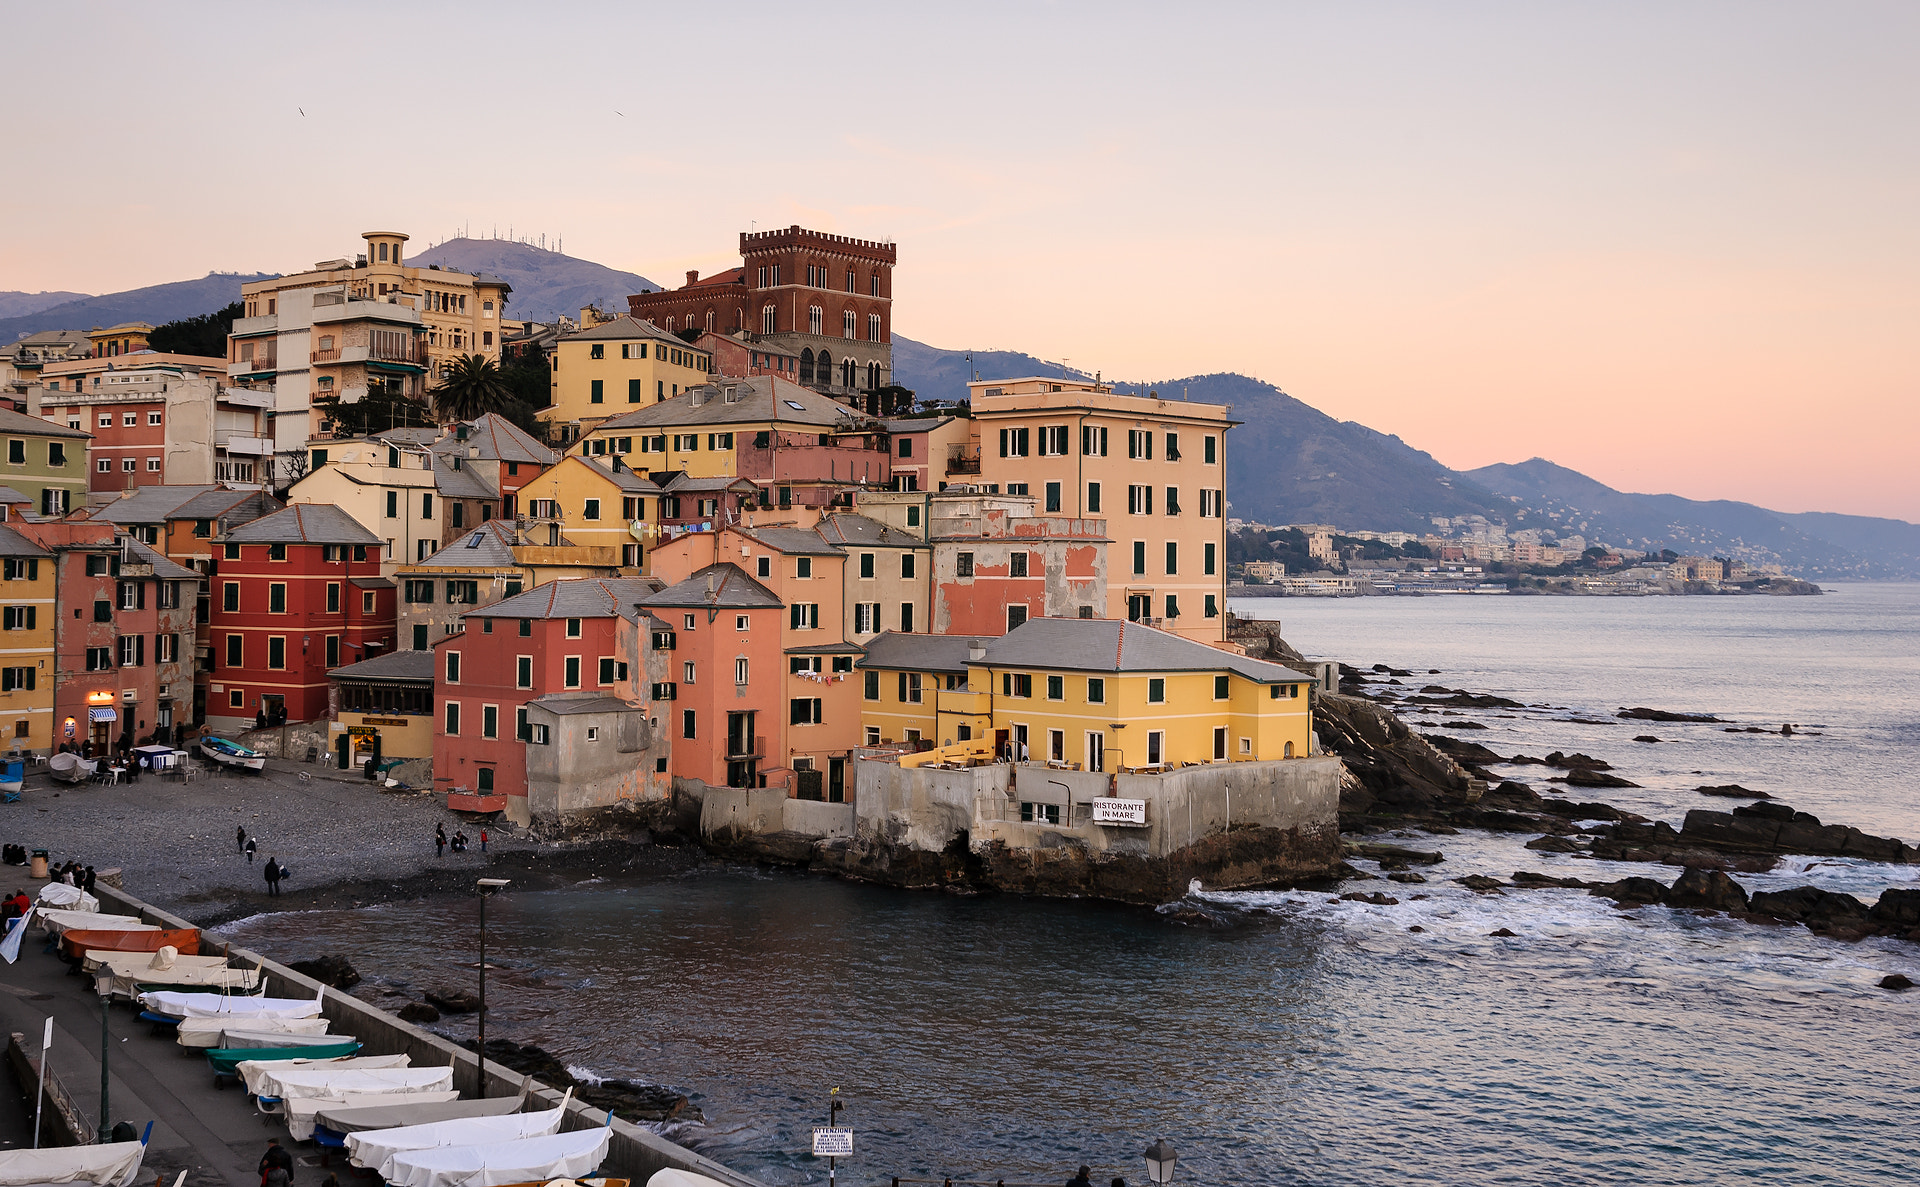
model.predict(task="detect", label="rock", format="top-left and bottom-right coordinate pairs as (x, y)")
top-left (1525, 835), bottom-right (1582, 853)
top-left (1455, 875), bottom-right (1506, 894)
top-left (1510, 871), bottom-right (1588, 889)
top-left (288, 955), bottom-right (362, 990)
top-left (397, 1001), bottom-right (440, 1024)
top-left (1346, 842), bottom-right (1444, 865)
top-left (1407, 925), bottom-right (1425, 932)
top-left (1485, 781), bottom-right (1542, 807)
top-left (1506, 754), bottom-right (1545, 765)
top-left (1733, 802), bottom-right (1795, 822)
top-left (424, 988), bottom-right (483, 1014)
top-left (1588, 877), bottom-right (1670, 906)
top-left (1869, 888), bottom-right (1920, 933)
top-left (1618, 707), bottom-right (1721, 723)
top-left (1386, 871), bottom-right (1427, 884)
top-left (1544, 751), bottom-right (1612, 770)
top-left (1697, 784), bottom-right (1770, 799)
top-left (1377, 857), bottom-right (1410, 871)
top-left (1665, 867), bottom-right (1750, 912)
top-left (1540, 798), bottom-right (1636, 820)
top-left (1554, 769), bottom-right (1640, 789)
top-left (1423, 735), bottom-right (1508, 765)
top-left (1747, 886), bottom-right (1872, 934)
top-left (458, 1038), bottom-right (694, 1121)
top-left (1679, 808), bottom-right (1919, 864)
top-left (1634, 735), bottom-right (1660, 743)
top-left (1339, 891), bottom-right (1399, 905)
top-left (1879, 974), bottom-right (1914, 991)
top-left (1488, 927), bottom-right (1517, 937)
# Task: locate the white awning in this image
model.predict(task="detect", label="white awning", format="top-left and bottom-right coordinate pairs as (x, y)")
top-left (88, 707), bottom-right (118, 722)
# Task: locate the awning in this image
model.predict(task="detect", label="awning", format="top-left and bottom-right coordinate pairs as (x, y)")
top-left (88, 707), bottom-right (118, 723)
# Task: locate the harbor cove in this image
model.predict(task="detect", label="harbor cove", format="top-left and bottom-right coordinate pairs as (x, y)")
top-left (208, 585), bottom-right (1920, 1187)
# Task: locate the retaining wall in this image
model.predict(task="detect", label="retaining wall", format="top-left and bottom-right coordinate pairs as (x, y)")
top-left (94, 885), bottom-right (763, 1187)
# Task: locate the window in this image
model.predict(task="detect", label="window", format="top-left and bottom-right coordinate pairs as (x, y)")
top-left (446, 651), bottom-right (462, 683)
top-left (854, 603), bottom-right (880, 634)
top-left (1087, 482), bottom-right (1102, 513)
top-left (405, 580), bottom-right (435, 603)
top-left (683, 614), bottom-right (696, 631)
top-left (790, 697), bottom-right (823, 725)
top-left (789, 603), bottom-right (820, 629)
top-left (444, 702), bottom-right (461, 735)
top-left (1006, 604), bottom-right (1028, 631)
top-left (326, 583), bottom-right (341, 613)
top-left (223, 634), bottom-right (243, 667)
top-left (560, 656), bottom-right (580, 687)
top-left (516, 656), bottom-right (532, 688)
top-left (267, 636), bottom-right (285, 670)
top-left (1128, 430), bottom-right (1153, 460)
top-left (1148, 678), bottom-right (1166, 703)
top-left (364, 591), bottom-right (376, 613)
top-left (906, 505), bottom-right (921, 528)
top-left (899, 601), bottom-right (915, 633)
top-left (97, 458), bottom-right (111, 474)
top-left (85, 646), bottom-right (113, 672)
top-left (0, 606), bottom-right (32, 630)
top-left (682, 708), bottom-right (697, 739)
top-left (1165, 433), bottom-right (1181, 461)
top-left (1081, 425), bottom-right (1109, 456)
top-left (268, 543), bottom-right (286, 561)
top-left (1214, 674), bottom-right (1231, 700)
top-left (527, 722), bottom-right (550, 745)
top-left (843, 309), bottom-right (855, 338)
top-left (1206, 594), bottom-right (1219, 618)
top-left (1166, 542), bottom-right (1179, 574)
top-left (1045, 482), bottom-right (1061, 513)
top-left (1039, 426), bottom-right (1070, 456)
top-left (955, 552), bottom-right (974, 578)
top-left (1165, 487), bottom-right (1181, 516)
top-left (1165, 594), bottom-right (1180, 619)
top-left (1204, 435), bottom-right (1217, 464)
top-left (447, 580), bottom-right (479, 605)
top-left (421, 494), bottom-right (434, 519)
top-left (229, 689), bottom-right (243, 708)
top-left (1046, 675), bottom-right (1064, 701)
top-left (1003, 673), bottom-right (1032, 698)
top-left (683, 661), bottom-right (696, 684)
top-left (385, 491), bottom-right (398, 518)
top-left (146, 458), bottom-right (161, 472)
top-left (222, 582), bottom-right (239, 612)
top-left (728, 657), bottom-right (747, 686)
top-left (1147, 730), bottom-right (1165, 765)
top-left (796, 557), bottom-right (812, 579)
top-left (48, 442), bottom-right (66, 467)
top-left (412, 624), bottom-right (429, 651)
top-left (1128, 485), bottom-right (1153, 515)
top-left (584, 498), bottom-right (600, 521)
top-left (1132, 541), bottom-right (1147, 575)
top-left (590, 344), bottom-right (605, 360)
top-left (1205, 542), bottom-right (1217, 575)
top-left (268, 583), bottom-right (286, 613)
top-left (482, 705), bottom-right (498, 739)
top-left (997, 427), bottom-right (1030, 457)
top-left (1200, 489), bottom-right (1220, 518)
top-left (1087, 677), bottom-right (1106, 704)
top-left (565, 617), bottom-right (582, 638)
top-left (0, 667), bottom-right (34, 692)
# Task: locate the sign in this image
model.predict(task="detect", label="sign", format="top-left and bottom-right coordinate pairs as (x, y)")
top-left (347, 726), bottom-right (378, 736)
top-left (363, 718), bottom-right (411, 727)
top-left (1092, 797), bottom-right (1148, 826)
top-left (811, 1128), bottom-right (854, 1158)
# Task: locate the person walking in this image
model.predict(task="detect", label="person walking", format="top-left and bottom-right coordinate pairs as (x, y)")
top-left (435, 825), bottom-right (446, 858)
top-left (244, 836), bottom-right (258, 864)
top-left (263, 858), bottom-right (282, 897)
top-left (258, 1138), bottom-right (294, 1186)
top-left (236, 826), bottom-right (247, 853)
top-left (479, 828), bottom-right (488, 854)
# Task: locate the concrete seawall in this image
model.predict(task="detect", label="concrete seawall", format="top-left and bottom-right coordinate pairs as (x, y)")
top-left (95, 884), bottom-right (763, 1187)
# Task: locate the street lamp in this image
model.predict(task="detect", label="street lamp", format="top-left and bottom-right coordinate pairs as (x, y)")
top-left (475, 877), bottom-right (510, 1098)
top-left (1144, 1138), bottom-right (1177, 1184)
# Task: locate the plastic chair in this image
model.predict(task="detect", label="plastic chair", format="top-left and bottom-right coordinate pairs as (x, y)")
top-left (1, 789), bottom-right (19, 804)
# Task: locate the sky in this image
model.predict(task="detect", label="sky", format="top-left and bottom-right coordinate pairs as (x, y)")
top-left (4, 2), bottom-right (1916, 521)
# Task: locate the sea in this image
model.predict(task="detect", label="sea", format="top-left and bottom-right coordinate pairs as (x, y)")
top-left (220, 583), bottom-right (1920, 1187)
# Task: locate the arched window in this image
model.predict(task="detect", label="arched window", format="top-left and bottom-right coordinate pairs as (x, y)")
top-left (817, 351), bottom-right (832, 386)
top-left (705, 310), bottom-right (714, 333)
top-left (808, 305), bottom-right (823, 335)
top-left (842, 309), bottom-right (856, 339)
top-left (665, 316), bottom-right (675, 332)
top-left (841, 358), bottom-right (855, 388)
top-left (762, 305), bottom-right (776, 335)
top-left (378, 243), bottom-right (388, 262)
top-left (1284, 741), bottom-right (1294, 758)
top-left (868, 362), bottom-right (881, 390)
top-left (799, 349), bottom-right (815, 384)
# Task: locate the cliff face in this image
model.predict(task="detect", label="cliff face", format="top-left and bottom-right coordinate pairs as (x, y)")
top-left (1314, 693), bottom-right (1473, 820)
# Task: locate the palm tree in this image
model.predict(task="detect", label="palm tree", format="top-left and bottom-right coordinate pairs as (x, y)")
top-left (430, 354), bottom-right (515, 423)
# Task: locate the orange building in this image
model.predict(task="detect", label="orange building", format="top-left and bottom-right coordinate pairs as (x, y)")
top-left (637, 563), bottom-right (785, 790)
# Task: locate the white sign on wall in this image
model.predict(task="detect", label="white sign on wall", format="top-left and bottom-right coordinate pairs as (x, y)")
top-left (1092, 797), bottom-right (1148, 826)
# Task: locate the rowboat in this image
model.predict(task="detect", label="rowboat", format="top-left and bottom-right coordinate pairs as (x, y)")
top-left (176, 1014), bottom-right (331, 1049)
top-left (247, 1061), bottom-right (444, 1103)
top-left (46, 752), bottom-right (94, 784)
top-left (0, 1139), bottom-right (148, 1187)
top-left (0, 760), bottom-right (22, 794)
top-left (140, 988), bottom-right (323, 1020)
top-left (221, 1028), bottom-right (351, 1050)
top-left (347, 1102), bottom-right (568, 1178)
top-left (61, 927), bottom-right (199, 962)
top-left (313, 1096), bottom-right (526, 1148)
top-left (34, 909), bottom-right (150, 938)
top-left (384, 1127), bottom-right (613, 1187)
top-left (199, 736), bottom-right (266, 771)
top-left (288, 1090), bottom-right (461, 1142)
top-left (208, 1040), bottom-right (361, 1078)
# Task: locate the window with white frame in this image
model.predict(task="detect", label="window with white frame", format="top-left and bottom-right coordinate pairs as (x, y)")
top-left (809, 306), bottom-right (823, 335)
top-left (868, 313), bottom-right (881, 342)
top-left (843, 310), bottom-right (856, 339)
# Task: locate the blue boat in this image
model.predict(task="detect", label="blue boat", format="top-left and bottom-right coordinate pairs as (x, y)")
top-left (199, 736), bottom-right (267, 772)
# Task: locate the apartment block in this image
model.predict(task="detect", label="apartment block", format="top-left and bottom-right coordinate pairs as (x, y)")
top-left (0, 406), bottom-right (93, 517)
top-left (0, 524), bottom-right (56, 752)
top-left (540, 316), bottom-right (712, 439)
top-left (31, 355), bottom-right (275, 490)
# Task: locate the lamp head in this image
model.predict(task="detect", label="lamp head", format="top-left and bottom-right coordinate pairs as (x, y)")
top-left (476, 877), bottom-right (510, 892)
top-left (1143, 1138), bottom-right (1177, 1184)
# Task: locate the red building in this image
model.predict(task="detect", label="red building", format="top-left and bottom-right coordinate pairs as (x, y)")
top-left (206, 504), bottom-right (395, 733)
top-left (931, 504), bottom-right (1108, 637)
top-left (693, 330), bottom-right (799, 382)
top-left (12, 522), bottom-right (199, 752)
top-left (431, 577), bottom-right (662, 808)
top-left (628, 226), bottom-right (896, 405)
top-left (635, 564), bottom-right (785, 790)
top-left (428, 412), bottom-right (559, 518)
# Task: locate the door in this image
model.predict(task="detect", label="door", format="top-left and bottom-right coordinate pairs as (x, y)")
top-left (828, 758), bottom-right (845, 803)
top-left (1214, 727), bottom-right (1227, 761)
top-left (1087, 731), bottom-right (1105, 773)
top-left (1147, 730), bottom-right (1164, 765)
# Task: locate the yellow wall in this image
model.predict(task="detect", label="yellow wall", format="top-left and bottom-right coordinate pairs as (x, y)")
top-left (576, 420), bottom-right (756, 481)
top-left (545, 335), bottom-right (712, 430)
top-left (0, 560), bottom-right (56, 752)
top-left (328, 711), bottom-right (434, 762)
top-left (512, 458), bottom-right (647, 565)
top-left (860, 675), bottom-right (989, 749)
top-left (971, 665), bottom-right (1310, 770)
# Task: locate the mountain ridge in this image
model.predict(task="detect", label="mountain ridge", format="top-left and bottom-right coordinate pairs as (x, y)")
top-left (405, 238), bottom-right (657, 325)
top-left (0, 273), bottom-right (274, 346)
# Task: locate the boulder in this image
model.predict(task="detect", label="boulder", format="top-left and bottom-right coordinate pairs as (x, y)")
top-left (1540, 798), bottom-right (1635, 820)
top-left (1555, 770), bottom-right (1640, 790)
top-left (1733, 802), bottom-right (1795, 822)
top-left (1697, 784), bottom-right (1770, 799)
top-left (1339, 891), bottom-right (1398, 905)
top-left (1880, 974), bottom-right (1914, 991)
top-left (1510, 871), bottom-right (1588, 889)
top-left (1488, 927), bottom-right (1518, 937)
top-left (1633, 735), bottom-right (1660, 743)
top-left (1589, 877), bottom-right (1669, 906)
top-left (1454, 875), bottom-right (1506, 894)
top-left (288, 955), bottom-right (362, 990)
top-left (1524, 835), bottom-right (1582, 853)
top-left (1618, 707), bottom-right (1721, 723)
top-left (1665, 867), bottom-right (1750, 912)
top-left (1869, 888), bottom-right (1920, 933)
top-left (1386, 872), bottom-right (1428, 884)
top-left (397, 1001), bottom-right (440, 1024)
top-left (1545, 751), bottom-right (1611, 770)
top-left (1747, 886), bottom-right (1872, 934)
top-left (424, 987), bottom-right (482, 1014)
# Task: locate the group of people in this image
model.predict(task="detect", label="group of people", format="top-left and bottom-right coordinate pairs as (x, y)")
top-left (434, 823), bottom-right (486, 856)
top-left (1066, 1170), bottom-right (1127, 1187)
top-left (2, 888), bottom-right (33, 922)
top-left (237, 826), bottom-right (289, 896)
top-left (49, 861), bottom-right (96, 891)
top-left (1, 843), bottom-right (30, 865)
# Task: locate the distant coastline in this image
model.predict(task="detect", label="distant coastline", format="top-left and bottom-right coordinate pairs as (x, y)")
top-left (1226, 577), bottom-right (1823, 599)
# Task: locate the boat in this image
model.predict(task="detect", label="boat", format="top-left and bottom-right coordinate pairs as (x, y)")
top-left (646, 1175), bottom-right (726, 1187)
top-left (220, 1028), bottom-right (352, 1050)
top-left (288, 1090), bottom-right (462, 1142)
top-left (61, 927), bottom-right (200, 962)
top-left (35, 883), bottom-right (98, 912)
top-left (0, 1140), bottom-right (148, 1187)
top-left (199, 736), bottom-right (267, 771)
top-left (315, 1095), bottom-right (525, 1140)
top-left (247, 1062), bottom-right (447, 1104)
top-left (208, 1040), bottom-right (362, 1078)
top-left (0, 760), bottom-right (21, 794)
top-left (347, 1102), bottom-right (568, 1178)
top-left (448, 791), bottom-right (510, 815)
top-left (384, 1127), bottom-right (614, 1187)
top-left (140, 988), bottom-right (324, 1020)
top-left (34, 909), bottom-right (150, 938)
top-left (176, 1014), bottom-right (331, 1049)
top-left (46, 752), bottom-right (94, 784)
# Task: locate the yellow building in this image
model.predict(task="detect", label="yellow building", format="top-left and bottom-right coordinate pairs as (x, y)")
top-left (856, 632), bottom-right (989, 749)
top-left (958, 616), bottom-right (1312, 771)
top-left (288, 434), bottom-right (442, 571)
top-left (543, 316), bottom-right (713, 441)
top-left (326, 649), bottom-right (434, 768)
top-left (392, 518), bottom-right (621, 651)
top-left (0, 524), bottom-right (56, 752)
top-left (512, 455), bottom-right (655, 568)
top-left (575, 375), bottom-right (867, 484)
top-left (971, 377), bottom-right (1234, 642)
top-left (85, 323), bottom-right (153, 359)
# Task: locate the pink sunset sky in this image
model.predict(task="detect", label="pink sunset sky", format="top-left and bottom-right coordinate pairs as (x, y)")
top-left (4, 3), bottom-right (1914, 521)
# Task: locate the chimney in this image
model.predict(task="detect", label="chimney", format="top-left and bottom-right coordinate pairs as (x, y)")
top-left (685, 270), bottom-right (700, 287)
top-left (967, 640), bottom-right (987, 663)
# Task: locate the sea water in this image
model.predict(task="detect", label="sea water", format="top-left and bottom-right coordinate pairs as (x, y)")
top-left (222, 584), bottom-right (1920, 1186)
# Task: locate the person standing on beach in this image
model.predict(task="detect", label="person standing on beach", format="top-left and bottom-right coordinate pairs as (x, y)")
top-left (480, 828), bottom-right (488, 854)
top-left (259, 1138), bottom-right (293, 1186)
top-left (263, 858), bottom-right (282, 897)
top-left (435, 824), bottom-right (446, 857)
top-left (236, 826), bottom-right (247, 853)
top-left (244, 836), bottom-right (258, 864)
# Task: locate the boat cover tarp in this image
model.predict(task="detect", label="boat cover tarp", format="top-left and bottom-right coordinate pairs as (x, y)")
top-left (0, 1141), bottom-right (146, 1187)
top-left (222, 1028), bottom-right (352, 1049)
top-left (317, 1096), bottom-right (522, 1135)
top-left (209, 1042), bottom-right (360, 1075)
top-left (35, 884), bottom-right (97, 912)
top-left (45, 753), bottom-right (94, 783)
top-left (92, 954), bottom-right (256, 999)
top-left (287, 1091), bottom-right (461, 1142)
top-left (34, 910), bottom-right (148, 938)
top-left (141, 990), bottom-right (322, 1019)
top-left (385, 1127), bottom-right (612, 1187)
top-left (648, 1173), bottom-right (736, 1187)
top-left (348, 1106), bottom-right (566, 1178)
top-left (239, 1055), bottom-right (414, 1098)
top-left (85, 950), bottom-right (228, 975)
top-left (176, 1014), bottom-right (330, 1049)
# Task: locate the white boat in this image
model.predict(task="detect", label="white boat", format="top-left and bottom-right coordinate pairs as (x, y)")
top-left (221, 1028), bottom-right (352, 1050)
top-left (36, 883), bottom-right (98, 913)
top-left (318, 1095), bottom-right (526, 1135)
top-left (198, 736), bottom-right (267, 771)
top-left (35, 909), bottom-right (150, 938)
top-left (288, 1090), bottom-right (463, 1142)
top-left (349, 1103), bottom-right (568, 1179)
top-left (239, 1054), bottom-right (414, 1098)
top-left (0, 1140), bottom-right (147, 1187)
top-left (46, 752), bottom-right (94, 784)
top-left (177, 1013), bottom-right (331, 1049)
top-left (385, 1127), bottom-right (613, 1187)
top-left (140, 988), bottom-right (323, 1019)
top-left (249, 1063), bottom-right (449, 1103)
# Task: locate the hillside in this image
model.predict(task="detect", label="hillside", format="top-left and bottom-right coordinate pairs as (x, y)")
top-left (0, 291), bottom-right (90, 320)
top-left (406, 239), bottom-right (657, 324)
top-left (0, 273), bottom-right (275, 345)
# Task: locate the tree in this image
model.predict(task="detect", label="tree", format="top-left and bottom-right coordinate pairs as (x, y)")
top-left (148, 301), bottom-right (244, 357)
top-left (314, 383), bottom-right (432, 437)
top-left (430, 354), bottom-right (516, 423)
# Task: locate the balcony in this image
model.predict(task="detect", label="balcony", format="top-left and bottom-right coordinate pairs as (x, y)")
top-left (311, 348), bottom-right (342, 364)
top-left (726, 734), bottom-right (767, 760)
top-left (214, 431), bottom-right (274, 455)
top-left (219, 387), bottom-right (275, 409)
top-left (945, 450), bottom-right (980, 475)
top-left (228, 355), bottom-right (277, 379)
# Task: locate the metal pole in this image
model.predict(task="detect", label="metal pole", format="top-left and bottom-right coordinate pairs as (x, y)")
top-left (477, 889), bottom-right (487, 1099)
top-left (98, 989), bottom-right (112, 1142)
top-left (828, 1096), bottom-right (841, 1187)
top-left (33, 1017), bottom-right (50, 1149)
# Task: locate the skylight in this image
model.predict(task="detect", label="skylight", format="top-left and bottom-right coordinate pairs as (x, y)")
top-left (466, 532), bottom-right (485, 548)
top-left (784, 400), bottom-right (807, 411)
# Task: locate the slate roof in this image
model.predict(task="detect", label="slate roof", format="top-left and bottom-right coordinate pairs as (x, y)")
top-left (351, 576), bottom-right (394, 589)
top-left (561, 456), bottom-right (654, 492)
top-left (465, 576), bottom-right (664, 620)
top-left (411, 520), bottom-right (579, 569)
top-left (882, 416), bottom-right (955, 434)
top-left (640, 563), bottom-right (783, 610)
top-left (328, 650), bottom-right (434, 683)
top-left (815, 514), bottom-right (921, 549)
top-left (125, 537), bottom-right (198, 579)
top-left (568, 315), bottom-right (689, 345)
top-left (92, 485), bottom-right (222, 525)
top-left (977, 618), bottom-right (1315, 684)
top-left (588, 376), bottom-right (860, 432)
top-left (431, 414), bottom-right (559, 466)
top-left (0, 522), bottom-right (51, 559)
top-left (166, 488), bottom-right (282, 525)
top-left (0, 407), bottom-right (91, 439)
top-left (0, 487), bottom-right (34, 505)
top-left (226, 503), bottom-right (383, 546)
top-left (433, 458), bottom-right (500, 501)
top-left (652, 473), bottom-right (757, 495)
top-left (526, 695), bottom-right (638, 716)
top-left (738, 527), bottom-right (843, 557)
top-left (856, 632), bottom-right (976, 674)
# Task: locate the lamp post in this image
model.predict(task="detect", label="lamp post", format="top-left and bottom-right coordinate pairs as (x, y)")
top-left (475, 877), bottom-right (510, 1098)
top-left (96, 982), bottom-right (112, 1143)
top-left (1143, 1138), bottom-right (1177, 1184)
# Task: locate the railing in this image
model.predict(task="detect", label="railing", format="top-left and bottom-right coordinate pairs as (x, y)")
top-left (946, 452), bottom-right (981, 475)
top-left (310, 348), bottom-right (341, 364)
